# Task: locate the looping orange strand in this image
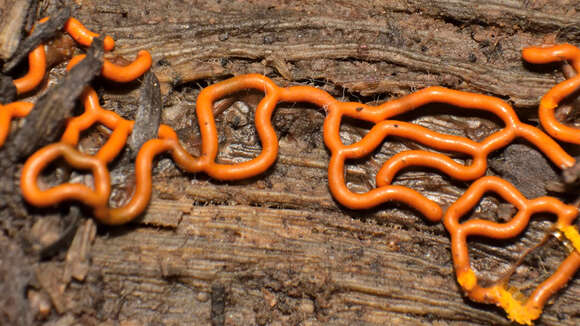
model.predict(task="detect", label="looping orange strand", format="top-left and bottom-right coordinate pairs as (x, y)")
top-left (13, 16), bottom-right (116, 95)
top-left (20, 142), bottom-right (111, 209)
top-left (443, 176), bottom-right (580, 325)
top-left (21, 74), bottom-right (576, 226)
top-left (14, 32), bottom-right (580, 324)
top-left (20, 86), bottom-right (181, 225)
top-left (320, 85), bottom-right (575, 222)
top-left (12, 45), bottom-right (47, 95)
top-left (1, 17), bottom-right (149, 149)
top-left (522, 43), bottom-right (580, 144)
top-left (64, 17), bottom-right (115, 51)
top-left (67, 50), bottom-right (152, 82)
top-left (0, 102), bottom-right (34, 146)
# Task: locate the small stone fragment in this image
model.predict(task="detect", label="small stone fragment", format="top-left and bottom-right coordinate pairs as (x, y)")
top-left (63, 219), bottom-right (97, 283)
top-left (35, 262), bottom-right (67, 314)
top-left (0, 0), bottom-right (30, 60)
top-left (27, 289), bottom-right (52, 319)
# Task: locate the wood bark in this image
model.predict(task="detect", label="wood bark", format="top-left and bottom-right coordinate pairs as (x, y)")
top-left (3, 1), bottom-right (580, 325)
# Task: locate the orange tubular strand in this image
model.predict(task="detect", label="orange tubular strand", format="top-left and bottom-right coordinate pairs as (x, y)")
top-left (187, 74), bottom-right (281, 179)
top-left (327, 150), bottom-right (443, 221)
top-left (101, 50), bottom-right (152, 83)
top-left (64, 17), bottom-right (115, 51)
top-left (538, 75), bottom-right (580, 144)
top-left (522, 43), bottom-right (580, 144)
top-left (319, 86), bottom-right (573, 222)
top-left (0, 102), bottom-right (34, 147)
top-left (443, 176), bottom-right (580, 325)
top-left (102, 136), bottom-right (178, 225)
top-left (13, 45), bottom-right (47, 94)
top-left (526, 251), bottom-right (580, 312)
top-left (94, 121), bottom-right (133, 163)
top-left (61, 87), bottom-right (134, 163)
top-left (11, 17), bottom-right (50, 95)
top-left (67, 51), bottom-right (153, 83)
top-left (20, 143), bottom-right (110, 208)
top-left (522, 43), bottom-right (580, 72)
top-left (66, 54), bottom-right (86, 71)
top-left (22, 74), bottom-right (577, 230)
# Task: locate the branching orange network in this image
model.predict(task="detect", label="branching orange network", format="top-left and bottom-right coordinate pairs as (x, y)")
top-left (21, 73), bottom-right (576, 223)
top-left (18, 72), bottom-right (580, 325)
top-left (6, 15), bottom-right (580, 325)
top-left (444, 176), bottom-right (580, 325)
top-left (0, 16), bottom-right (151, 147)
top-left (523, 43), bottom-right (580, 144)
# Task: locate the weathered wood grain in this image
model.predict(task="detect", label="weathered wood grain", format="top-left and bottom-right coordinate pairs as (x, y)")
top-left (70, 0), bottom-right (580, 325)
top-left (80, 0), bottom-right (575, 107)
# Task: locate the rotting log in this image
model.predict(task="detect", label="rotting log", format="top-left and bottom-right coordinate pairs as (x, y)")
top-left (2, 0), bottom-right (580, 325)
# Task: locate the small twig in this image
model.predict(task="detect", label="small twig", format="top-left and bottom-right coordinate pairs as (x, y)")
top-left (23, 0), bottom-right (40, 33)
top-left (5, 35), bottom-right (104, 162)
top-left (0, 36), bottom-right (103, 216)
top-left (0, 0), bottom-right (30, 60)
top-left (3, 7), bottom-right (71, 73)
top-left (211, 283), bottom-right (226, 326)
top-left (128, 70), bottom-right (162, 158)
top-left (0, 73), bottom-right (17, 104)
top-left (561, 61), bottom-right (577, 79)
top-left (38, 206), bottom-right (81, 260)
top-left (498, 231), bottom-right (552, 286)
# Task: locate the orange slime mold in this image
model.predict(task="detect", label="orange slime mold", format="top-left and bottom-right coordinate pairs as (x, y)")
top-left (13, 21), bottom-right (580, 323)
top-left (12, 17), bottom-right (49, 95)
top-left (21, 74), bottom-right (576, 227)
top-left (12, 45), bottom-right (46, 95)
top-left (523, 43), bottom-right (580, 144)
top-left (12, 15), bottom-right (116, 95)
top-left (443, 176), bottom-right (580, 325)
top-left (11, 15), bottom-right (121, 95)
top-left (67, 50), bottom-right (153, 83)
top-left (321, 86), bottom-right (574, 221)
top-left (20, 86), bottom-right (180, 225)
top-left (21, 88), bottom-right (179, 224)
top-left (1, 17), bottom-right (149, 148)
top-left (0, 102), bottom-right (34, 146)
top-left (187, 75), bottom-right (574, 222)
top-left (64, 17), bottom-right (115, 51)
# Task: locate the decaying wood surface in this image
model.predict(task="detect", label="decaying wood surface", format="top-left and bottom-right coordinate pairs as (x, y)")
top-left (2, 0), bottom-right (580, 325)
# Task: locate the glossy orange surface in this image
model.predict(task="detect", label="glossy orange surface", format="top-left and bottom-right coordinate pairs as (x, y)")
top-left (21, 74), bottom-right (575, 225)
top-left (8, 18), bottom-right (580, 324)
top-left (443, 176), bottom-right (580, 325)
top-left (523, 43), bottom-right (580, 144)
top-left (1, 17), bottom-right (150, 148)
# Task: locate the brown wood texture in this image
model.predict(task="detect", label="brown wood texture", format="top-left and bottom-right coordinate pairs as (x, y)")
top-left (3, 1), bottom-right (580, 325)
